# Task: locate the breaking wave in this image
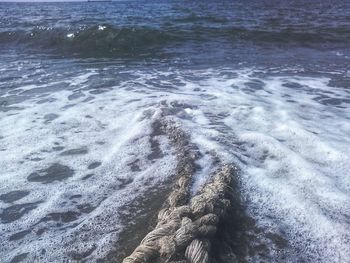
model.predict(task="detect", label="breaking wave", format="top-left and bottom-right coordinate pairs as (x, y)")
top-left (1, 24), bottom-right (349, 57)
top-left (0, 25), bottom-right (182, 57)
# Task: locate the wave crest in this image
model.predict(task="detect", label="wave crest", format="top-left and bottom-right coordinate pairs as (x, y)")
top-left (0, 25), bottom-right (181, 57)
top-left (1, 24), bottom-right (349, 57)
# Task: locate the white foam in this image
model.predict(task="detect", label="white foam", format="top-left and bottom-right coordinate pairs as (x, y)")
top-left (1, 67), bottom-right (349, 261)
top-left (0, 71), bottom-right (177, 261)
top-left (136, 68), bottom-right (350, 261)
top-left (179, 70), bottom-right (350, 261)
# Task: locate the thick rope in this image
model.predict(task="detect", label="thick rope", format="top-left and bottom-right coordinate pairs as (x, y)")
top-left (123, 119), bottom-right (235, 263)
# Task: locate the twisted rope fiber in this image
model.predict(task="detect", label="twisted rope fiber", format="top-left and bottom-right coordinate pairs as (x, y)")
top-left (123, 119), bottom-right (235, 263)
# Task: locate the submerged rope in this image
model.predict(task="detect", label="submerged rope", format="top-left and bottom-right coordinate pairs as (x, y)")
top-left (123, 119), bottom-right (235, 263)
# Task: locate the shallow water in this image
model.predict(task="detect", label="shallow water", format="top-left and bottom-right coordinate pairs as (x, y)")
top-left (0, 1), bottom-right (350, 262)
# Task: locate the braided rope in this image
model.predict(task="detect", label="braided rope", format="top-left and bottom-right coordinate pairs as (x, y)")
top-left (123, 119), bottom-right (235, 263)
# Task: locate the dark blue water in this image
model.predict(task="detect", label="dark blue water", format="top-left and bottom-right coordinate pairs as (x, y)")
top-left (1, 1), bottom-right (350, 68)
top-left (0, 1), bottom-right (350, 262)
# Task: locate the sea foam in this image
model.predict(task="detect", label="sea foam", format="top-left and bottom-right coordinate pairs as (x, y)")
top-left (0, 66), bottom-right (349, 262)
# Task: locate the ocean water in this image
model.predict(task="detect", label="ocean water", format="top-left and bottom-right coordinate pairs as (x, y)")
top-left (0, 1), bottom-right (349, 262)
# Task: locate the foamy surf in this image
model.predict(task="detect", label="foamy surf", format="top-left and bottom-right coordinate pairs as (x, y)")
top-left (1, 64), bottom-right (349, 262)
